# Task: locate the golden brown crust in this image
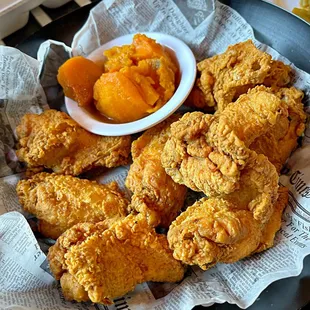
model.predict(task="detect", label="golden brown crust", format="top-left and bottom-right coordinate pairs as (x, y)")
top-left (16, 110), bottom-right (131, 175)
top-left (60, 273), bottom-right (89, 302)
top-left (167, 197), bottom-right (262, 269)
top-left (249, 86), bottom-right (306, 172)
top-left (255, 187), bottom-right (289, 253)
top-left (162, 87), bottom-right (284, 220)
top-left (17, 173), bottom-right (130, 239)
top-left (125, 115), bottom-right (187, 228)
top-left (194, 40), bottom-right (292, 111)
top-left (48, 214), bottom-right (185, 304)
top-left (162, 85), bottom-right (298, 272)
top-left (168, 187), bottom-right (288, 270)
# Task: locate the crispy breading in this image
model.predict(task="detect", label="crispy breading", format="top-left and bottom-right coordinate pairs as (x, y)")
top-left (168, 188), bottom-right (288, 270)
top-left (125, 115), bottom-right (187, 228)
top-left (162, 87), bottom-right (285, 198)
top-left (249, 86), bottom-right (306, 172)
top-left (16, 173), bottom-right (130, 239)
top-left (220, 153), bottom-right (279, 223)
top-left (167, 197), bottom-right (262, 270)
top-left (60, 273), bottom-right (89, 302)
top-left (163, 75), bottom-right (296, 272)
top-left (263, 60), bottom-right (292, 87)
top-left (194, 40), bottom-right (291, 111)
top-left (197, 40), bottom-right (272, 111)
top-left (48, 214), bottom-right (185, 304)
top-left (185, 85), bottom-right (306, 173)
top-left (255, 187), bottom-right (289, 252)
top-left (16, 110), bottom-right (131, 175)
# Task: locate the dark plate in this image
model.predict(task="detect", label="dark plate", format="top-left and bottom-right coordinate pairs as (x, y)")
top-left (16, 1), bottom-right (310, 309)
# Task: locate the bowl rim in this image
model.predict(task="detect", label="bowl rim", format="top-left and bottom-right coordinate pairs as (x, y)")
top-left (65, 32), bottom-right (197, 136)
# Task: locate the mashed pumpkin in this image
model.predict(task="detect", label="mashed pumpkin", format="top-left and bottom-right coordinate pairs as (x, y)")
top-left (94, 34), bottom-right (177, 122)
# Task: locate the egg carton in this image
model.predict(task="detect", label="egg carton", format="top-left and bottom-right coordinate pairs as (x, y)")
top-left (0, 0), bottom-right (73, 40)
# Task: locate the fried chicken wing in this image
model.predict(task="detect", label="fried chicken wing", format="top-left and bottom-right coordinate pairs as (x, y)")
top-left (48, 214), bottom-right (185, 304)
top-left (168, 187), bottom-right (288, 270)
top-left (162, 87), bottom-right (285, 198)
top-left (16, 110), bottom-right (131, 175)
top-left (192, 40), bottom-right (291, 111)
top-left (17, 173), bottom-right (130, 239)
top-left (125, 115), bottom-right (187, 228)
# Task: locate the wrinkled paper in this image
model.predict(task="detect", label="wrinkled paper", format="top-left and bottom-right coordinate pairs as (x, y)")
top-left (0, 1), bottom-right (310, 309)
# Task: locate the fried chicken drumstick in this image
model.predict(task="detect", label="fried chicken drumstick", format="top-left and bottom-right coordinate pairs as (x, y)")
top-left (48, 214), bottom-right (185, 304)
top-left (125, 115), bottom-right (187, 228)
top-left (17, 173), bottom-right (130, 239)
top-left (16, 110), bottom-right (131, 175)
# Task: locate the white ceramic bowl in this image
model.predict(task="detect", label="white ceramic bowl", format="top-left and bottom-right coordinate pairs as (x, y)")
top-left (65, 32), bottom-right (196, 136)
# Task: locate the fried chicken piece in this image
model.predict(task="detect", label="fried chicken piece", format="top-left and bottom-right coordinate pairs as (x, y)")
top-left (162, 87), bottom-right (288, 223)
top-left (16, 110), bottom-right (131, 175)
top-left (168, 187), bottom-right (288, 270)
top-left (125, 115), bottom-right (187, 228)
top-left (162, 87), bottom-right (285, 198)
top-left (186, 84), bottom-right (306, 173)
top-left (219, 153), bottom-right (279, 223)
top-left (194, 40), bottom-right (291, 111)
top-left (249, 86), bottom-right (306, 172)
top-left (255, 186), bottom-right (288, 252)
top-left (263, 60), bottom-right (291, 87)
top-left (196, 40), bottom-right (271, 111)
top-left (48, 214), bottom-right (185, 304)
top-left (16, 173), bottom-right (130, 239)
top-left (167, 197), bottom-right (262, 270)
top-left (185, 84), bottom-right (215, 112)
top-left (60, 273), bottom-right (89, 302)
